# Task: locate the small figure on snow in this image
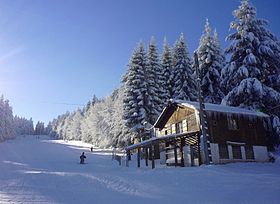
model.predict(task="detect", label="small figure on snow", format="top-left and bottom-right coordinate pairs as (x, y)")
top-left (80, 152), bottom-right (86, 164)
top-left (90, 146), bottom-right (93, 152)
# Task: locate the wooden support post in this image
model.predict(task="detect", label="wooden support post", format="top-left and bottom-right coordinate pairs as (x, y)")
top-left (174, 141), bottom-right (178, 167)
top-left (197, 133), bottom-right (202, 166)
top-left (194, 52), bottom-right (210, 165)
top-left (145, 147), bottom-right (148, 167)
top-left (151, 144), bottom-right (155, 169)
top-left (137, 148), bottom-right (141, 168)
top-left (190, 145), bottom-right (194, 166)
top-left (180, 138), bottom-right (185, 167)
top-left (126, 150), bottom-right (129, 167)
top-left (127, 150), bottom-right (131, 161)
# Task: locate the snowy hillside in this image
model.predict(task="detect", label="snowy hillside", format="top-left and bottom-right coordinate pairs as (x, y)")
top-left (0, 136), bottom-right (279, 204)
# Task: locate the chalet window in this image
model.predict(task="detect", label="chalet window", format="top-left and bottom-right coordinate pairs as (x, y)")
top-left (165, 130), bottom-right (168, 135)
top-left (170, 124), bottom-right (174, 134)
top-left (176, 121), bottom-right (183, 134)
top-left (232, 145), bottom-right (242, 159)
top-left (219, 144), bottom-right (229, 159)
top-left (245, 145), bottom-right (255, 160)
top-left (185, 120), bottom-right (189, 132)
top-left (227, 115), bottom-right (239, 130)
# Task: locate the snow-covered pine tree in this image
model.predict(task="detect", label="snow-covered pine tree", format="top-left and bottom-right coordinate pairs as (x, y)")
top-left (44, 121), bottom-right (52, 135)
top-left (79, 89), bottom-right (130, 147)
top-left (111, 87), bottom-right (131, 147)
top-left (172, 33), bottom-right (197, 101)
top-left (14, 116), bottom-right (22, 135)
top-left (222, 0), bottom-right (280, 95)
top-left (67, 109), bottom-right (83, 140)
top-left (48, 87), bottom-right (132, 147)
top-left (213, 30), bottom-right (226, 78)
top-left (83, 97), bottom-right (112, 147)
top-left (35, 121), bottom-right (45, 135)
top-left (196, 19), bottom-right (224, 104)
top-left (222, 0), bottom-right (280, 114)
top-left (146, 37), bottom-right (165, 124)
top-left (80, 102), bottom-right (95, 143)
top-left (0, 97), bottom-right (16, 141)
top-left (28, 118), bottom-right (35, 135)
top-left (83, 95), bottom-right (99, 114)
top-left (84, 101), bottom-right (91, 113)
top-left (55, 112), bottom-right (70, 139)
top-left (122, 42), bottom-right (149, 139)
top-left (161, 37), bottom-right (174, 102)
top-left (14, 116), bottom-right (34, 135)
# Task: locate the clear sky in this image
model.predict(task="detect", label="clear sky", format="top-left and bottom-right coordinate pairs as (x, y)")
top-left (0, 0), bottom-right (280, 124)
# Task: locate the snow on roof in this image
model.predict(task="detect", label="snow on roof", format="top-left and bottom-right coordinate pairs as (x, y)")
top-left (174, 100), bottom-right (269, 117)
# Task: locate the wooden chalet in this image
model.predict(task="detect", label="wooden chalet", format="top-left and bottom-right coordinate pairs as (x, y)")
top-left (125, 100), bottom-right (271, 168)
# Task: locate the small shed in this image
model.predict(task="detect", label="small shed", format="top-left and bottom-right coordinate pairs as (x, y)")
top-left (125, 100), bottom-right (271, 168)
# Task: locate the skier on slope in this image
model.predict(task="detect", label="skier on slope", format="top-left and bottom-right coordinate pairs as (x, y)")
top-left (80, 152), bottom-right (86, 164)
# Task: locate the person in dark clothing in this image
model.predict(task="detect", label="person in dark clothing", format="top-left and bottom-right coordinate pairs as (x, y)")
top-left (90, 147), bottom-right (93, 152)
top-left (80, 152), bottom-right (86, 164)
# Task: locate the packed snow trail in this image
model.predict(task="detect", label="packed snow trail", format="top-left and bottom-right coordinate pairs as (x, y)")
top-left (0, 136), bottom-right (280, 204)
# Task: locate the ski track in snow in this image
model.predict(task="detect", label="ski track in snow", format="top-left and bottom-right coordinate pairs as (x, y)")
top-left (0, 135), bottom-right (279, 204)
top-left (18, 170), bottom-right (150, 198)
top-left (0, 179), bottom-right (56, 203)
top-left (0, 136), bottom-right (161, 204)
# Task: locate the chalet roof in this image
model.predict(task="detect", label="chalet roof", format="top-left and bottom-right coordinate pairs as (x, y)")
top-left (154, 100), bottom-right (269, 129)
top-left (174, 100), bottom-right (269, 117)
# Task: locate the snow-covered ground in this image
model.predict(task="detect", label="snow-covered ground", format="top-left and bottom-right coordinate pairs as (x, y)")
top-left (0, 135), bottom-right (279, 204)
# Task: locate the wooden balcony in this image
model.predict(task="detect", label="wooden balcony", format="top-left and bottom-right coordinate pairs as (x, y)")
top-left (125, 130), bottom-right (201, 168)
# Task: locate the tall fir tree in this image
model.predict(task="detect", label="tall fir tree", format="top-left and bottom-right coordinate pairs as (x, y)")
top-left (197, 19), bottom-right (224, 104)
top-left (68, 109), bottom-right (83, 140)
top-left (122, 42), bottom-right (149, 138)
top-left (222, 0), bottom-right (280, 94)
top-left (111, 87), bottom-right (131, 147)
top-left (172, 33), bottom-right (197, 101)
top-left (213, 30), bottom-right (226, 75)
top-left (0, 96), bottom-right (16, 141)
top-left (14, 116), bottom-right (34, 135)
top-left (35, 121), bottom-right (45, 135)
top-left (221, 0), bottom-right (280, 113)
top-left (146, 37), bottom-right (165, 124)
top-left (161, 37), bottom-right (174, 102)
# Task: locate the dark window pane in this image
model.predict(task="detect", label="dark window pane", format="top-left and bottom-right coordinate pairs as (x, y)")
top-left (245, 146), bottom-right (255, 160)
top-left (232, 145), bottom-right (242, 159)
top-left (227, 116), bottom-right (239, 130)
top-left (219, 144), bottom-right (229, 159)
top-left (176, 121), bottom-right (183, 134)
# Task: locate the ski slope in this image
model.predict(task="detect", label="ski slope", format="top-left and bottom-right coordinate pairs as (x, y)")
top-left (0, 135), bottom-right (279, 204)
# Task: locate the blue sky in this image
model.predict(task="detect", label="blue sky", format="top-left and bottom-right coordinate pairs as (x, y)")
top-left (0, 0), bottom-right (280, 124)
